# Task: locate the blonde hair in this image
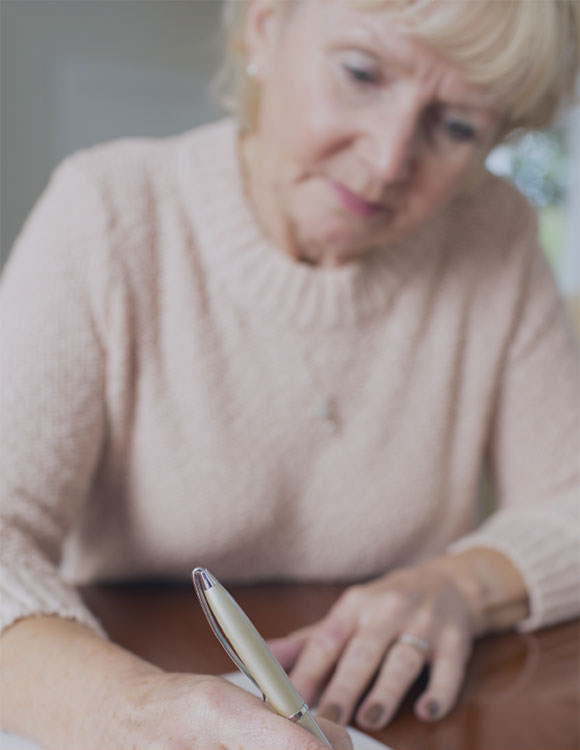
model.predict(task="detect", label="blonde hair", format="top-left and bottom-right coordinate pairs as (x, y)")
top-left (217, 0), bottom-right (580, 138)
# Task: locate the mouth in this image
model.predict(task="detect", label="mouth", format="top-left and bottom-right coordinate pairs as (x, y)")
top-left (329, 180), bottom-right (388, 218)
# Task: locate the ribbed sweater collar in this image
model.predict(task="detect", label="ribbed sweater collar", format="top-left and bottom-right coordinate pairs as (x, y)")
top-left (180, 118), bottom-right (436, 331)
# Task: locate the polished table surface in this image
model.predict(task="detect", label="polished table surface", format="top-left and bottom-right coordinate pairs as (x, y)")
top-left (80, 582), bottom-right (579, 750)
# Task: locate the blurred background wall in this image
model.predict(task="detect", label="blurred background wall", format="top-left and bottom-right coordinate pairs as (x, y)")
top-left (1, 0), bottom-right (223, 264)
top-left (1, 0), bottom-right (578, 305)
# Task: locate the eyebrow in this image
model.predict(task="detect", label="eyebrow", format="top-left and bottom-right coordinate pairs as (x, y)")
top-left (340, 21), bottom-right (415, 76)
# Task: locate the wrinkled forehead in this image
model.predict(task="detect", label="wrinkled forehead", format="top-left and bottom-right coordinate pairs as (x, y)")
top-left (280, 0), bottom-right (556, 121)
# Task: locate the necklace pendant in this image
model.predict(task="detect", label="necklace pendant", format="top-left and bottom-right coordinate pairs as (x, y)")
top-left (317, 398), bottom-right (338, 434)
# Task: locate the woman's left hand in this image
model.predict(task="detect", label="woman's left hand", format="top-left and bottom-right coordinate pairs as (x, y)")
top-left (269, 552), bottom-right (524, 731)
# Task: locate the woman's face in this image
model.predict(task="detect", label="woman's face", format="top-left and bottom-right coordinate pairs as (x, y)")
top-left (243, 0), bottom-right (504, 267)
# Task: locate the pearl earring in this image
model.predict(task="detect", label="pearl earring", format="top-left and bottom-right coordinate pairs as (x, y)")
top-left (246, 61), bottom-right (260, 78)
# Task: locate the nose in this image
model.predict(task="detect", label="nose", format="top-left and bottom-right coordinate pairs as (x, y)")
top-left (358, 95), bottom-right (420, 186)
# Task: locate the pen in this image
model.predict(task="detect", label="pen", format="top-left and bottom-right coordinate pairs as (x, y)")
top-left (192, 567), bottom-right (333, 748)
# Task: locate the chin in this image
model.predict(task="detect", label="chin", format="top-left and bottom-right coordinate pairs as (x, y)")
top-left (294, 206), bottom-right (406, 263)
top-left (307, 217), bottom-right (371, 247)
top-left (300, 237), bottom-right (375, 266)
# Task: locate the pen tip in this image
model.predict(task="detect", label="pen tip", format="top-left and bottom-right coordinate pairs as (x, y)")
top-left (192, 567), bottom-right (217, 591)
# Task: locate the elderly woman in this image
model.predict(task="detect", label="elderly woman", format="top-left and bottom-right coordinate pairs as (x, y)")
top-left (1, 0), bottom-right (579, 748)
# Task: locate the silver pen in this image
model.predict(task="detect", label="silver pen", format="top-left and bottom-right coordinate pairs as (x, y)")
top-left (192, 567), bottom-right (333, 748)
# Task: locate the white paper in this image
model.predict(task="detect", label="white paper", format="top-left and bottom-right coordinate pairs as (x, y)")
top-left (0, 734), bottom-right (42, 750)
top-left (223, 670), bottom-right (392, 750)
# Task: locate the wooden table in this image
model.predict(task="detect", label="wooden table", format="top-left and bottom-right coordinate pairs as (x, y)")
top-left (81, 582), bottom-right (579, 750)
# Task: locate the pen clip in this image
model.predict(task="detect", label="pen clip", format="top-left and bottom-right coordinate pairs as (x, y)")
top-left (192, 568), bottom-right (267, 702)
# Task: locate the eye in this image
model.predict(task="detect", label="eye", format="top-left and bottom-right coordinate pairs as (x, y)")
top-left (444, 119), bottom-right (476, 142)
top-left (426, 106), bottom-right (477, 144)
top-left (342, 63), bottom-right (379, 86)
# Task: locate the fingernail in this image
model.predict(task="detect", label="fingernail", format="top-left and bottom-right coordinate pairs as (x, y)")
top-left (426, 700), bottom-right (440, 720)
top-left (361, 703), bottom-right (386, 727)
top-left (319, 703), bottom-right (342, 723)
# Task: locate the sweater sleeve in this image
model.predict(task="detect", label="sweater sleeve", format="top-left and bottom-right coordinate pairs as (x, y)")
top-left (0, 157), bottom-right (110, 636)
top-left (449, 212), bottom-right (580, 632)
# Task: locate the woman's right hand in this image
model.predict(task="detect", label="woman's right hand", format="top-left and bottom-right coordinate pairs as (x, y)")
top-left (99, 670), bottom-right (353, 750)
top-left (1, 617), bottom-right (351, 750)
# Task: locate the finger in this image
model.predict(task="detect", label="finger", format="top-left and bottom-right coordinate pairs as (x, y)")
top-left (315, 717), bottom-right (354, 750)
top-left (414, 629), bottom-right (471, 722)
top-left (356, 635), bottom-right (428, 730)
top-left (290, 617), bottom-right (355, 705)
top-left (267, 625), bottom-right (314, 670)
top-left (317, 630), bottom-right (390, 725)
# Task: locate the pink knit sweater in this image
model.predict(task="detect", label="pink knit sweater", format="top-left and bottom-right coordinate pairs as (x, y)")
top-left (1, 118), bottom-right (578, 637)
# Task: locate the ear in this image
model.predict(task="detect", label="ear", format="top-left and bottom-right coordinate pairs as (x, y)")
top-left (243, 0), bottom-right (280, 80)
